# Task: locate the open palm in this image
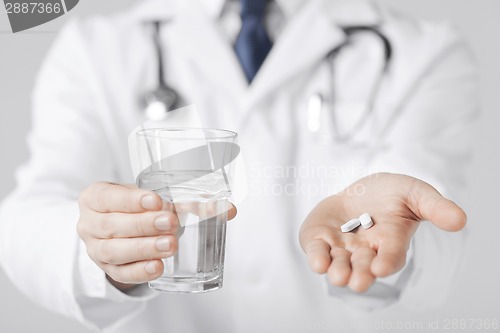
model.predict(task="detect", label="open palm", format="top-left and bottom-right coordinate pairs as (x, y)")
top-left (299, 173), bottom-right (466, 292)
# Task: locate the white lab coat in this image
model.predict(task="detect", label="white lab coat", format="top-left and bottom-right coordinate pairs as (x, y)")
top-left (0, 0), bottom-right (479, 332)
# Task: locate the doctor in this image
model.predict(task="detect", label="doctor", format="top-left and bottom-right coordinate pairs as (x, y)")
top-left (0, 0), bottom-right (478, 332)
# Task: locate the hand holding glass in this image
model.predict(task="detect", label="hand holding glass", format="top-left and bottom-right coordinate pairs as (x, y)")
top-left (134, 128), bottom-right (239, 293)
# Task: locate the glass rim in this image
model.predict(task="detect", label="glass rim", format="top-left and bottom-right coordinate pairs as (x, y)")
top-left (136, 127), bottom-right (238, 140)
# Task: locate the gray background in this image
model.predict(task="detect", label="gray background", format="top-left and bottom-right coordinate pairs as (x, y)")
top-left (0, 0), bottom-right (499, 332)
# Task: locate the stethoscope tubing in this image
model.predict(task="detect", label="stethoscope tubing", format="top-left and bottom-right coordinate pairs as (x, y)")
top-left (142, 22), bottom-right (393, 141)
top-left (315, 26), bottom-right (392, 143)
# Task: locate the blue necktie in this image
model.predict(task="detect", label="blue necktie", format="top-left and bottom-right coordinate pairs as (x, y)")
top-left (235, 0), bottom-right (273, 83)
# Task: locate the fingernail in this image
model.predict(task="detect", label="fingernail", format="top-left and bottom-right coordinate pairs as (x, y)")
top-left (156, 237), bottom-right (171, 252)
top-left (141, 195), bottom-right (157, 210)
top-left (154, 215), bottom-right (172, 231)
top-left (145, 261), bottom-right (157, 274)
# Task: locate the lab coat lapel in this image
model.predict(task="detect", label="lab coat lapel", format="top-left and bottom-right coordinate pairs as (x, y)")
top-left (172, 1), bottom-right (248, 103)
top-left (245, 0), bottom-right (346, 110)
top-left (130, 0), bottom-right (247, 104)
top-left (130, 0), bottom-right (175, 22)
top-left (246, 0), bottom-right (382, 110)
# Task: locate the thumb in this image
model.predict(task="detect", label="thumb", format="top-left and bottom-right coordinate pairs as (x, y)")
top-left (407, 179), bottom-right (467, 232)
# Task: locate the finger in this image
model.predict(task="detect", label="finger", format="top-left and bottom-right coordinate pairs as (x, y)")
top-left (371, 239), bottom-right (407, 277)
top-left (348, 247), bottom-right (376, 292)
top-left (327, 248), bottom-right (352, 287)
top-left (81, 182), bottom-right (162, 214)
top-left (91, 211), bottom-right (179, 239)
top-left (228, 204), bottom-right (237, 221)
top-left (104, 260), bottom-right (164, 284)
top-left (304, 239), bottom-right (332, 274)
top-left (91, 235), bottom-right (178, 265)
top-left (407, 180), bottom-right (467, 231)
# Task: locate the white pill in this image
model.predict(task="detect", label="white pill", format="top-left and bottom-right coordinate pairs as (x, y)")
top-left (359, 213), bottom-right (373, 229)
top-left (341, 218), bottom-right (361, 233)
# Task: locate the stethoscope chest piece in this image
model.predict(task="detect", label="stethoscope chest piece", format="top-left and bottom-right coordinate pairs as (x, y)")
top-left (143, 85), bottom-right (179, 121)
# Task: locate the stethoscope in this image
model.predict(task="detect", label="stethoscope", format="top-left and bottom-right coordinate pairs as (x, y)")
top-left (307, 26), bottom-right (392, 143)
top-left (142, 21), bottom-right (180, 121)
top-left (142, 22), bottom-right (393, 142)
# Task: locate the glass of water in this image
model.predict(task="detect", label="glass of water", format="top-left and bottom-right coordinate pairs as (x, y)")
top-left (134, 128), bottom-right (239, 293)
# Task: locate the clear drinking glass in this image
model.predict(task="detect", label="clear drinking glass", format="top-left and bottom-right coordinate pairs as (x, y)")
top-left (134, 128), bottom-right (239, 293)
